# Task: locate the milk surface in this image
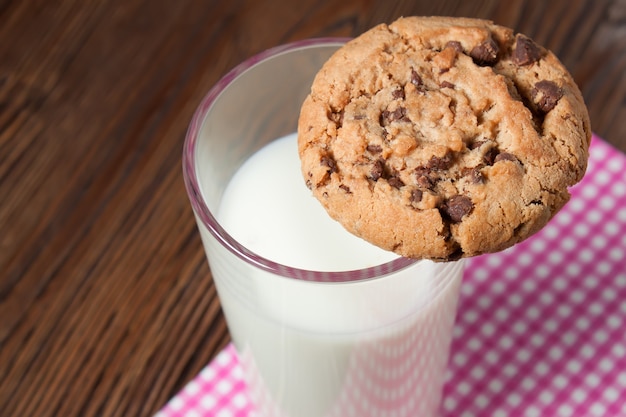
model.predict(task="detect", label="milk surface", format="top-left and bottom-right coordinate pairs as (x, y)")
top-left (208, 133), bottom-right (463, 417)
top-left (218, 133), bottom-right (397, 271)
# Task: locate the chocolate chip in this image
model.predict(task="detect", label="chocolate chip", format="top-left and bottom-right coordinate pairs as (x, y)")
top-left (483, 147), bottom-right (499, 165)
top-left (410, 69), bottom-right (423, 88)
top-left (470, 169), bottom-right (484, 184)
top-left (440, 81), bottom-right (455, 89)
top-left (494, 152), bottom-right (518, 163)
top-left (366, 144), bottom-right (383, 154)
top-left (446, 41), bottom-right (463, 53)
top-left (380, 107), bottom-right (410, 125)
top-left (339, 184), bottom-right (351, 193)
top-left (410, 189), bottom-right (423, 203)
top-left (388, 176), bottom-right (405, 189)
top-left (415, 167), bottom-right (435, 189)
top-left (394, 107), bottom-right (410, 121)
top-left (416, 175), bottom-right (434, 189)
top-left (370, 159), bottom-right (384, 181)
top-left (463, 167), bottom-right (484, 184)
top-left (532, 80), bottom-right (563, 113)
top-left (392, 88), bottom-right (405, 100)
top-left (320, 156), bottom-right (337, 173)
top-left (512, 35), bottom-right (543, 66)
top-left (470, 38), bottom-right (499, 66)
top-left (427, 153), bottom-right (453, 170)
top-left (441, 195), bottom-right (474, 222)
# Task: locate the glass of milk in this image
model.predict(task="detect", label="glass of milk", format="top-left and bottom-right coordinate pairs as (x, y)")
top-left (183, 39), bottom-right (465, 417)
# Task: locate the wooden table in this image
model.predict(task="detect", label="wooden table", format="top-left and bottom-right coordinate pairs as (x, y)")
top-left (1, 1), bottom-right (624, 416)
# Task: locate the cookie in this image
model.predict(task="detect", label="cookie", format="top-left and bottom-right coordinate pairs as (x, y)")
top-left (298, 16), bottom-right (591, 260)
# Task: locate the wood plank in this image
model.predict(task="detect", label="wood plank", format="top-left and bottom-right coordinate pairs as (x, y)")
top-left (1, 0), bottom-right (624, 415)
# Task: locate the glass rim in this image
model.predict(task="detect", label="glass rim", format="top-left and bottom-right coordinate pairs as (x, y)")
top-left (182, 38), bottom-right (420, 283)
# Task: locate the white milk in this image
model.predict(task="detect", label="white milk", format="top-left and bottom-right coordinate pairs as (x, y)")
top-left (218, 133), bottom-right (397, 271)
top-left (201, 133), bottom-right (463, 417)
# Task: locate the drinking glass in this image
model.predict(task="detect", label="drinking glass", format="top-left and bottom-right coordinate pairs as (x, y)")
top-left (183, 39), bottom-right (465, 417)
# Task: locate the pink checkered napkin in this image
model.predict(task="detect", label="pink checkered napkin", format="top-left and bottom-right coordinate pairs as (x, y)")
top-left (156, 346), bottom-right (249, 417)
top-left (157, 134), bottom-right (626, 417)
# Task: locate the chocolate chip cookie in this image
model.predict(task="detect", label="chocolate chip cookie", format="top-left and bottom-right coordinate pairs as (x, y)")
top-left (298, 16), bottom-right (591, 260)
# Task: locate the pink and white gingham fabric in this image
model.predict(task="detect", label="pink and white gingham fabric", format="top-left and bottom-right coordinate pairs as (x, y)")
top-left (158, 134), bottom-right (626, 417)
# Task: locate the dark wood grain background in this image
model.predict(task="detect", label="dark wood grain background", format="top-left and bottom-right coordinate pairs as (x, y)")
top-left (1, 0), bottom-right (624, 416)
